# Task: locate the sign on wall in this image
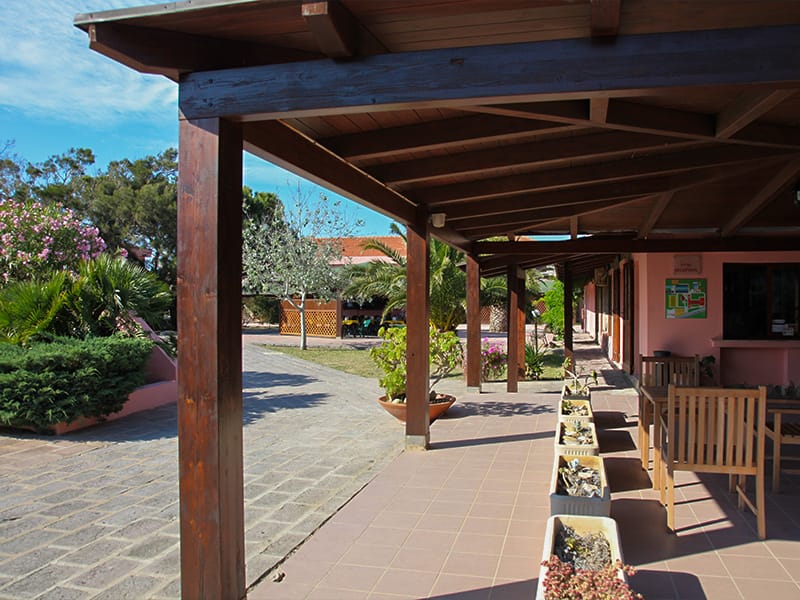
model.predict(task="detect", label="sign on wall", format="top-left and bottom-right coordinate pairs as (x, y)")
top-left (666, 278), bottom-right (707, 319)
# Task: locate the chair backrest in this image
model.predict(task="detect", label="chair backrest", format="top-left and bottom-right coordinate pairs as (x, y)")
top-left (640, 355), bottom-right (700, 387)
top-left (666, 385), bottom-right (766, 472)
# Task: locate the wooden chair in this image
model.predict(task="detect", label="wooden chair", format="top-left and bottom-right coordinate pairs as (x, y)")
top-left (765, 401), bottom-right (800, 493)
top-left (638, 355), bottom-right (699, 482)
top-left (659, 385), bottom-right (767, 539)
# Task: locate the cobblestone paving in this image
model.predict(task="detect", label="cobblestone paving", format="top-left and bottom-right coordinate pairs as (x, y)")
top-left (0, 341), bottom-right (403, 599)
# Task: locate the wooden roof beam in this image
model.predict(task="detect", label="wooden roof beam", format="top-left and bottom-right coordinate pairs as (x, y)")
top-left (716, 89), bottom-right (797, 138)
top-left (415, 145), bottom-right (791, 206)
top-left (473, 237), bottom-right (800, 255)
top-left (369, 132), bottom-right (690, 185)
top-left (302, 1), bottom-right (358, 58)
top-left (178, 25), bottom-right (800, 121)
top-left (721, 160), bottom-right (800, 236)
top-left (470, 98), bottom-right (800, 149)
top-left (591, 0), bottom-right (621, 38)
top-left (86, 22), bottom-right (318, 80)
top-left (637, 192), bottom-right (674, 239)
top-left (321, 115), bottom-right (570, 160)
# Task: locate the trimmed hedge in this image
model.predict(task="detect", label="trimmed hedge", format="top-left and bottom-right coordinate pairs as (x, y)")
top-left (0, 336), bottom-right (153, 432)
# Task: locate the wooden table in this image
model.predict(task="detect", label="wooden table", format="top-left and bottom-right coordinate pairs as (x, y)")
top-left (639, 385), bottom-right (668, 489)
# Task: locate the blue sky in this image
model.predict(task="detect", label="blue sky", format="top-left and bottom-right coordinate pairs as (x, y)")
top-left (0, 0), bottom-right (395, 236)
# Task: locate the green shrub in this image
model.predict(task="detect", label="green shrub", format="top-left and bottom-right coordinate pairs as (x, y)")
top-left (0, 335), bottom-right (153, 432)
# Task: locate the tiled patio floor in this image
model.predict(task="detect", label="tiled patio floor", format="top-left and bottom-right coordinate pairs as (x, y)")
top-left (251, 347), bottom-right (800, 599)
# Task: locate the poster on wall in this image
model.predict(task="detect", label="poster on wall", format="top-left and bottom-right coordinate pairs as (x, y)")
top-left (665, 279), bottom-right (707, 319)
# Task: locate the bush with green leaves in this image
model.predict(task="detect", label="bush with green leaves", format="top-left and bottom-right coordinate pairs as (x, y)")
top-left (370, 325), bottom-right (463, 402)
top-left (542, 280), bottom-right (566, 338)
top-left (0, 335), bottom-right (154, 431)
top-left (0, 255), bottom-right (171, 344)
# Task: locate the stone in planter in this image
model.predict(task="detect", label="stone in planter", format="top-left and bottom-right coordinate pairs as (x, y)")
top-left (549, 454), bottom-right (610, 517)
top-left (558, 398), bottom-right (593, 422)
top-left (535, 515), bottom-right (626, 600)
top-left (555, 420), bottom-right (599, 456)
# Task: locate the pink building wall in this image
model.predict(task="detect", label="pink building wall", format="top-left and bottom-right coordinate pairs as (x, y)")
top-left (634, 251), bottom-right (800, 387)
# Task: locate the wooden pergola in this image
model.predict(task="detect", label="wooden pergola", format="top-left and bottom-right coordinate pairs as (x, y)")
top-left (75, 1), bottom-right (800, 597)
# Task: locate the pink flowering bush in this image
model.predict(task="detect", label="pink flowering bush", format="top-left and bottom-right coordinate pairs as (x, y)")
top-left (0, 199), bottom-right (106, 284)
top-left (481, 337), bottom-right (507, 381)
top-left (541, 556), bottom-right (643, 600)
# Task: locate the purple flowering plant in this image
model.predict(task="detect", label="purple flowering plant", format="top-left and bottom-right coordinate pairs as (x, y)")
top-left (480, 337), bottom-right (507, 381)
top-left (0, 199), bottom-right (106, 284)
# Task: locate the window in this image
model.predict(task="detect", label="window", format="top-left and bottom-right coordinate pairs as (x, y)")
top-left (723, 263), bottom-right (800, 339)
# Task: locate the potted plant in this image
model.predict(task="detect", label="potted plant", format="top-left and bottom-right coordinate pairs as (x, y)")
top-left (370, 325), bottom-right (463, 423)
top-left (558, 398), bottom-right (593, 421)
top-left (556, 420), bottom-right (599, 456)
top-left (536, 515), bottom-right (640, 600)
top-left (549, 455), bottom-right (610, 517)
top-left (562, 359), bottom-right (598, 401)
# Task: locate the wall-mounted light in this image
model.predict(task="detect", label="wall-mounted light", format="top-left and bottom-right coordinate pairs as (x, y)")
top-left (430, 212), bottom-right (446, 228)
top-left (794, 181), bottom-right (800, 206)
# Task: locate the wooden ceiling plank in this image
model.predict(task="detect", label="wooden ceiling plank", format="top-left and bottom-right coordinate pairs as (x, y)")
top-left (721, 160), bottom-right (800, 236)
top-left (369, 131), bottom-right (685, 185)
top-left (322, 114), bottom-right (568, 159)
top-left (178, 25), bottom-right (800, 121)
top-left (473, 236), bottom-right (800, 255)
top-left (590, 0), bottom-right (621, 37)
top-left (416, 145), bottom-right (792, 205)
top-left (88, 22), bottom-right (318, 80)
top-left (637, 192), bottom-right (674, 239)
top-left (716, 89), bottom-right (797, 138)
top-left (241, 120), bottom-right (418, 225)
top-left (302, 1), bottom-right (358, 58)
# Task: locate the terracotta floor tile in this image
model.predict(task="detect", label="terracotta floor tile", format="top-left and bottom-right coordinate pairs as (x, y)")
top-left (452, 532), bottom-right (505, 556)
top-left (468, 502), bottom-right (514, 520)
top-left (306, 586), bottom-right (370, 599)
top-left (442, 551), bottom-right (500, 578)
top-left (494, 555), bottom-right (538, 580)
top-left (665, 551), bottom-right (729, 577)
top-left (357, 526), bottom-right (411, 548)
top-left (372, 568), bottom-right (438, 597)
top-left (777, 557), bottom-right (800, 582)
top-left (370, 511), bottom-right (422, 530)
top-left (340, 544), bottom-right (400, 568)
top-left (501, 535), bottom-right (541, 558)
top-left (424, 500), bottom-right (472, 517)
top-left (487, 578), bottom-right (538, 600)
top-left (428, 573), bottom-right (493, 599)
top-left (403, 529), bottom-right (457, 551)
top-left (734, 577), bottom-right (800, 600)
top-left (317, 564), bottom-right (385, 592)
top-left (390, 546), bottom-right (448, 573)
top-left (460, 517), bottom-right (511, 536)
top-left (720, 555), bottom-right (794, 581)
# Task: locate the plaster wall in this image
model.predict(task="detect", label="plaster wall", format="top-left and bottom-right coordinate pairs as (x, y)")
top-left (633, 251), bottom-right (800, 387)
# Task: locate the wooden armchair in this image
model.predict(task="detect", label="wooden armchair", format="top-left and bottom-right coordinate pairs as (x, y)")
top-left (659, 385), bottom-right (767, 539)
top-left (765, 401), bottom-right (800, 493)
top-left (638, 355), bottom-right (699, 477)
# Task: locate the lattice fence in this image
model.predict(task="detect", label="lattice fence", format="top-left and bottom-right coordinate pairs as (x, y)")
top-left (280, 308), bottom-right (338, 338)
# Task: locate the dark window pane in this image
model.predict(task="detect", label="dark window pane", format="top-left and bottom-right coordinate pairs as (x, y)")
top-left (723, 264), bottom-right (767, 339)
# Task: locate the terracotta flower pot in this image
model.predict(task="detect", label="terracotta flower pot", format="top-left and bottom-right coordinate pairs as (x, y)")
top-left (376, 394), bottom-right (455, 423)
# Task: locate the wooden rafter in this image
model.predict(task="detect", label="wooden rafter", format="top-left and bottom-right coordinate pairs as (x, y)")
top-left (716, 89), bottom-right (797, 139)
top-left (321, 115), bottom-right (569, 160)
top-left (637, 192), bottom-right (674, 239)
top-left (721, 160), bottom-right (800, 236)
top-left (302, 1), bottom-right (358, 58)
top-left (471, 98), bottom-right (800, 149)
top-left (473, 237), bottom-right (800, 255)
top-left (178, 26), bottom-right (800, 121)
top-left (414, 145), bottom-right (792, 206)
top-left (591, 0), bottom-right (621, 37)
top-left (241, 120), bottom-right (418, 225)
top-left (368, 132), bottom-right (689, 185)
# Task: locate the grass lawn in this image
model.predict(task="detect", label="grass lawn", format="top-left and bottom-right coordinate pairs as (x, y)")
top-left (266, 343), bottom-right (564, 382)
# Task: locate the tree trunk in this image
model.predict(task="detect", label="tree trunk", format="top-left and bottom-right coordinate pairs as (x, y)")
top-left (299, 291), bottom-right (307, 350)
top-left (489, 304), bottom-right (507, 333)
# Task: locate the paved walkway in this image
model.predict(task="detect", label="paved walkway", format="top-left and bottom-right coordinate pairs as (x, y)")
top-left (0, 339), bottom-right (403, 599)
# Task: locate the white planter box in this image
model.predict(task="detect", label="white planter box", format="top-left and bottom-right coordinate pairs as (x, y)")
top-left (561, 383), bottom-right (591, 402)
top-left (557, 398), bottom-right (593, 422)
top-left (549, 455), bottom-right (610, 517)
top-left (555, 421), bottom-right (599, 456)
top-left (535, 515), bottom-right (626, 600)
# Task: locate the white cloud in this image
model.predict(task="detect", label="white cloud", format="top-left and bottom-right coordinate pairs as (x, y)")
top-left (0, 0), bottom-right (176, 124)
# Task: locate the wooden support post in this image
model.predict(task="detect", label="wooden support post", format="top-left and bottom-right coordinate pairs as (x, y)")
top-left (507, 264), bottom-right (521, 393)
top-left (177, 118), bottom-right (245, 599)
top-left (516, 269), bottom-right (526, 380)
top-left (563, 262), bottom-right (574, 371)
top-left (612, 266), bottom-right (621, 363)
top-left (466, 254), bottom-right (482, 392)
top-left (405, 211), bottom-right (430, 449)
